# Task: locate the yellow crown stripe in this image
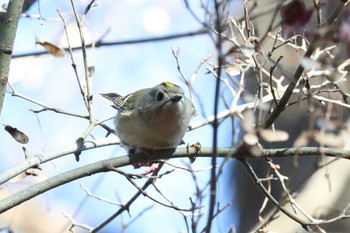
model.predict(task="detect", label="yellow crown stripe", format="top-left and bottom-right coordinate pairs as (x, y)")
top-left (162, 82), bottom-right (176, 87)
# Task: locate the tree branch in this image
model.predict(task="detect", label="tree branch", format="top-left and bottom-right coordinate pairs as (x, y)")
top-left (264, 0), bottom-right (347, 128)
top-left (0, 146), bottom-right (349, 215)
top-left (0, 137), bottom-right (120, 185)
top-left (11, 28), bottom-right (208, 59)
top-left (0, 0), bottom-right (24, 116)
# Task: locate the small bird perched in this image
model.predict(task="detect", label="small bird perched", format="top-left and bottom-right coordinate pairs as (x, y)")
top-left (101, 82), bottom-right (196, 154)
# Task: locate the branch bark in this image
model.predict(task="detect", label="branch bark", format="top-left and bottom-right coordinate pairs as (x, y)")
top-left (0, 0), bottom-right (24, 116)
top-left (0, 146), bottom-right (349, 214)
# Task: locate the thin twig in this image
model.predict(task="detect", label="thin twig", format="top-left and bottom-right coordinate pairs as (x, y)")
top-left (63, 212), bottom-right (93, 232)
top-left (269, 56), bottom-right (283, 106)
top-left (12, 29), bottom-right (208, 59)
top-left (239, 159), bottom-right (310, 228)
top-left (80, 183), bottom-right (124, 206)
top-left (84, 0), bottom-right (97, 15)
top-left (264, 0), bottom-right (347, 128)
top-left (7, 82), bottom-right (88, 119)
top-left (91, 162), bottom-right (166, 232)
top-left (205, 1), bottom-right (226, 232)
top-left (121, 205), bottom-right (154, 232)
top-left (70, 0), bottom-right (94, 121)
top-left (57, 9), bottom-right (88, 109)
top-left (108, 165), bottom-right (196, 212)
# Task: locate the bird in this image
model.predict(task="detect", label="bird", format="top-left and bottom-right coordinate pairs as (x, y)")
top-left (101, 81), bottom-right (196, 154)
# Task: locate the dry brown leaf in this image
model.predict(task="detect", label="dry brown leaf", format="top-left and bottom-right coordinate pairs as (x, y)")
top-left (241, 110), bottom-right (255, 132)
top-left (225, 59), bottom-right (241, 76)
top-left (243, 133), bottom-right (258, 146)
top-left (313, 131), bottom-right (344, 148)
top-left (4, 125), bottom-right (29, 144)
top-left (294, 131), bottom-right (312, 147)
top-left (36, 39), bottom-right (65, 57)
top-left (250, 144), bottom-right (263, 157)
top-left (258, 129), bottom-right (289, 142)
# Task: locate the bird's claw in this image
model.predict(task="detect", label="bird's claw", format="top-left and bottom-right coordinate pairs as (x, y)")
top-left (186, 142), bottom-right (201, 163)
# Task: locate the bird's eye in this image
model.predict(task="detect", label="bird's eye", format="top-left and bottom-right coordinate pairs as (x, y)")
top-left (156, 92), bottom-right (164, 101)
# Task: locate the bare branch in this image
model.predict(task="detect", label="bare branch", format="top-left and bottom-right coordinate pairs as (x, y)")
top-left (80, 183), bottom-right (124, 206)
top-left (0, 0), bottom-right (25, 116)
top-left (12, 29), bottom-right (208, 59)
top-left (264, 0), bottom-right (347, 128)
top-left (63, 212), bottom-right (93, 232)
top-left (57, 9), bottom-right (88, 108)
top-left (0, 146), bottom-right (349, 216)
top-left (108, 164), bottom-right (197, 212)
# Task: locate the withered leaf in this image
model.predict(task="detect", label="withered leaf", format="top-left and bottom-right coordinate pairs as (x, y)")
top-left (243, 133), bottom-right (258, 146)
top-left (294, 131), bottom-right (312, 147)
top-left (241, 110), bottom-right (255, 132)
top-left (258, 129), bottom-right (289, 142)
top-left (4, 125), bottom-right (29, 144)
top-left (225, 60), bottom-right (241, 76)
top-left (36, 39), bottom-right (65, 57)
top-left (313, 131), bottom-right (344, 148)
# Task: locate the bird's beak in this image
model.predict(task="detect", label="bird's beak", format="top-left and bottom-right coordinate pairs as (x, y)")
top-left (170, 95), bottom-right (182, 102)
